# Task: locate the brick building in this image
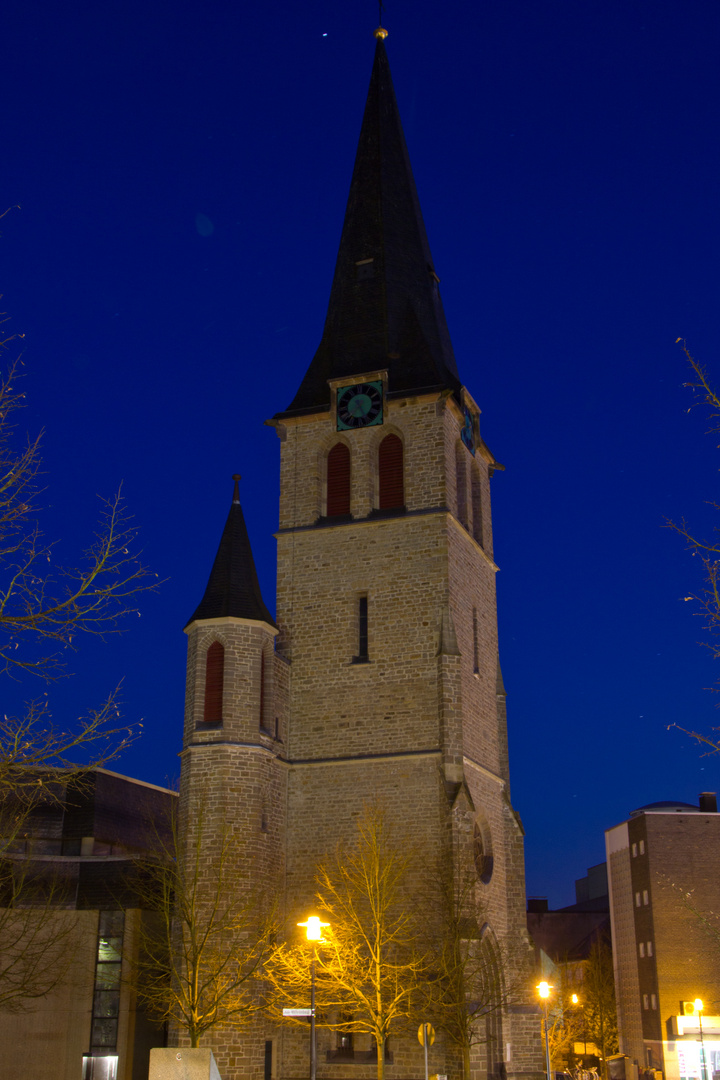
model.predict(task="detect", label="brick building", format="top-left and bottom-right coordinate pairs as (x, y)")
top-left (605, 794), bottom-right (720, 1080)
top-left (179, 27), bottom-right (543, 1080)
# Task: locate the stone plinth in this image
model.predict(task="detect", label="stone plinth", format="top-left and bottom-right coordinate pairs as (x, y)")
top-left (149, 1048), bottom-right (221, 1080)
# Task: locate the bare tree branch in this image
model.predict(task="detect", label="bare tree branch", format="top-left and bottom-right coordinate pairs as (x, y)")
top-left (0, 343), bottom-right (159, 681)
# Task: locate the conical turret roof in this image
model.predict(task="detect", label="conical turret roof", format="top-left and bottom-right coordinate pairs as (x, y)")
top-left (281, 31), bottom-right (461, 417)
top-left (186, 476), bottom-right (275, 627)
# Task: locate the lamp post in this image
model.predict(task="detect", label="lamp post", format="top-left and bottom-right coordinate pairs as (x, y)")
top-left (695, 999), bottom-right (706, 1080)
top-left (538, 981), bottom-right (553, 1080)
top-left (298, 916), bottom-right (329, 1080)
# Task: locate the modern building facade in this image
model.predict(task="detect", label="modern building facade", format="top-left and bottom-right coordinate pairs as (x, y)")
top-left (0, 768), bottom-right (176, 1080)
top-left (605, 793), bottom-right (720, 1080)
top-left (180, 27), bottom-right (543, 1080)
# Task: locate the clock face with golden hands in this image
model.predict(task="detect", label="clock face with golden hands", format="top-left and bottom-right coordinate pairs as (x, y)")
top-left (336, 381), bottom-right (383, 431)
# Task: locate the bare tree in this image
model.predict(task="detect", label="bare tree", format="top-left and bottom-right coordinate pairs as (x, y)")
top-left (582, 936), bottom-right (618, 1079)
top-left (667, 341), bottom-right (720, 754)
top-left (0, 843), bottom-right (81, 1012)
top-left (0, 299), bottom-right (159, 804)
top-left (0, 692), bottom-right (135, 806)
top-left (130, 800), bottom-right (276, 1048)
top-left (421, 867), bottom-right (529, 1080)
top-left (0, 352), bottom-right (157, 682)
top-left (0, 294), bottom-right (156, 1010)
top-left (264, 806), bottom-right (426, 1080)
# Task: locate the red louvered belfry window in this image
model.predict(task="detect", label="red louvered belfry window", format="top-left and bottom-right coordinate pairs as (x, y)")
top-left (327, 442), bottom-right (351, 517)
top-left (203, 641), bottom-right (224, 724)
top-left (378, 433), bottom-right (404, 509)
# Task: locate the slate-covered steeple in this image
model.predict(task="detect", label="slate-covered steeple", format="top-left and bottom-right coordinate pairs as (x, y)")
top-left (283, 29), bottom-right (461, 417)
top-left (186, 475), bottom-right (275, 627)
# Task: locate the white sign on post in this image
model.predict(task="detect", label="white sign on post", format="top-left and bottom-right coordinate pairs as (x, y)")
top-left (283, 1008), bottom-right (314, 1017)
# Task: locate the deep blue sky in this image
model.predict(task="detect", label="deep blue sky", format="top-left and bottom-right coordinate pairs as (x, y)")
top-left (2, 0), bottom-right (719, 907)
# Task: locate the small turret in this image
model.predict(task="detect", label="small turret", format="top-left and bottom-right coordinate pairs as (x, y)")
top-left (186, 474), bottom-right (275, 627)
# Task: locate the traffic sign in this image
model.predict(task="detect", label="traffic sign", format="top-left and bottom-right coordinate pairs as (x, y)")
top-left (418, 1023), bottom-right (435, 1047)
top-left (283, 1008), bottom-right (314, 1017)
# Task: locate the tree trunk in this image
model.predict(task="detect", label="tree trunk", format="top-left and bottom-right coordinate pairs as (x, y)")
top-left (463, 1042), bottom-right (472, 1080)
top-left (377, 1035), bottom-right (385, 1080)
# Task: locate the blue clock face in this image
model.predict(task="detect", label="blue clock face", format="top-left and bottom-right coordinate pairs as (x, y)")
top-left (337, 381), bottom-right (383, 431)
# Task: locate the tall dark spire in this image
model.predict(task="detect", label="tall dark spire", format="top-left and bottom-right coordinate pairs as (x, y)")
top-left (186, 476), bottom-right (275, 627)
top-left (282, 31), bottom-right (461, 417)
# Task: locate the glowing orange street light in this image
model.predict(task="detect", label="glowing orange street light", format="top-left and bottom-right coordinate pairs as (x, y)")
top-left (298, 917), bottom-right (330, 1080)
top-left (537, 982), bottom-right (553, 1080)
top-left (694, 999), bottom-right (706, 1080)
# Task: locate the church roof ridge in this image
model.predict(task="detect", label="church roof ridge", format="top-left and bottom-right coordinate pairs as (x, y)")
top-left (280, 32), bottom-right (461, 418)
top-left (186, 476), bottom-right (276, 628)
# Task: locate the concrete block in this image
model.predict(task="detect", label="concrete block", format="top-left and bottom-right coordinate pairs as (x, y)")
top-left (149, 1048), bottom-right (222, 1080)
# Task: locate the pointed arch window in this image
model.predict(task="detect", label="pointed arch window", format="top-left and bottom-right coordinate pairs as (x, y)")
top-left (203, 641), bottom-right (224, 725)
top-left (378, 433), bottom-right (404, 509)
top-left (327, 442), bottom-right (351, 517)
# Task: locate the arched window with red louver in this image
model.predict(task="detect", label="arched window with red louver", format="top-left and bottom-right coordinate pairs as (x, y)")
top-left (203, 641), bottom-right (224, 725)
top-left (378, 433), bottom-right (404, 510)
top-left (327, 442), bottom-right (351, 517)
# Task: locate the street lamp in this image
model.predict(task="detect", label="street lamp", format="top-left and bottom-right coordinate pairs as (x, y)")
top-left (694, 999), bottom-right (706, 1080)
top-left (298, 917), bottom-right (329, 1080)
top-left (538, 981), bottom-right (553, 1080)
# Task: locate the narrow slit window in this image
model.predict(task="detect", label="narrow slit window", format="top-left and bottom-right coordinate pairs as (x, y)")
top-left (357, 595), bottom-right (369, 662)
top-left (327, 443), bottom-right (351, 517)
top-left (203, 641), bottom-right (224, 725)
top-left (378, 433), bottom-right (404, 509)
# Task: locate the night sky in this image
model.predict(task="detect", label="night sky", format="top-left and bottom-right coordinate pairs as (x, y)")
top-left (2, 0), bottom-right (720, 908)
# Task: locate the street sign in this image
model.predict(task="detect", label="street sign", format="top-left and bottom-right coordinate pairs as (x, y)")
top-left (283, 1008), bottom-right (314, 1017)
top-left (418, 1023), bottom-right (436, 1047)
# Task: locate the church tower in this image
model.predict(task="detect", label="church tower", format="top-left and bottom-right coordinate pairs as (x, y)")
top-left (181, 27), bottom-right (542, 1080)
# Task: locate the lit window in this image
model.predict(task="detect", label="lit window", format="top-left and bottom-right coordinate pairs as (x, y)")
top-left (643, 995), bottom-right (649, 1010)
top-left (651, 994), bottom-right (657, 1010)
top-left (639, 840), bottom-right (645, 854)
top-left (639, 943), bottom-right (645, 958)
top-left (647, 941), bottom-right (653, 956)
top-left (632, 843), bottom-right (637, 857)
top-left (643, 890), bottom-right (649, 905)
top-left (635, 892), bottom-right (641, 907)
